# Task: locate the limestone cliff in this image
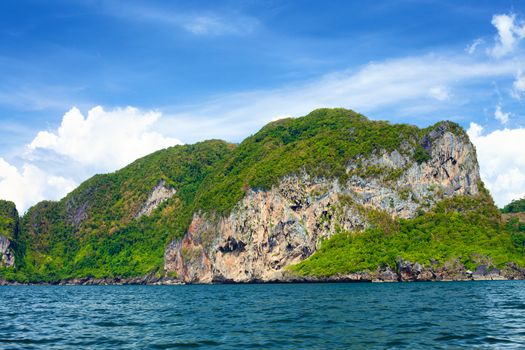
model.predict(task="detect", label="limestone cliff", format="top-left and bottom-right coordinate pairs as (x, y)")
top-left (4, 108), bottom-right (519, 284)
top-left (164, 121), bottom-right (482, 283)
top-left (0, 236), bottom-right (15, 267)
top-left (135, 180), bottom-right (176, 218)
top-left (0, 200), bottom-right (18, 268)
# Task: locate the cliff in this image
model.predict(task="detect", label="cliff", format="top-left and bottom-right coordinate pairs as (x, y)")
top-left (0, 200), bottom-right (18, 268)
top-left (163, 117), bottom-right (485, 283)
top-left (1, 108), bottom-right (524, 283)
top-left (13, 140), bottom-right (234, 281)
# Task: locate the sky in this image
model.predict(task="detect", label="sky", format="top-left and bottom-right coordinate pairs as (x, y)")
top-left (0, 0), bottom-right (525, 212)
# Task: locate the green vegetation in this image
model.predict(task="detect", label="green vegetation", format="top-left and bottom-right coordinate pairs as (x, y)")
top-left (502, 198), bottom-right (525, 213)
top-left (0, 108), bottom-right (508, 283)
top-left (193, 108), bottom-right (453, 215)
top-left (0, 200), bottom-right (18, 240)
top-left (506, 217), bottom-right (525, 256)
top-left (413, 145), bottom-right (431, 164)
top-left (291, 188), bottom-right (525, 277)
top-left (3, 140), bottom-right (235, 282)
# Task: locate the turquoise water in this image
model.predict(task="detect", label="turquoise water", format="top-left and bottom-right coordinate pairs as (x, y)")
top-left (1, 281), bottom-right (525, 349)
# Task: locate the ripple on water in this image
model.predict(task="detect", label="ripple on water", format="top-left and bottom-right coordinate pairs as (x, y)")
top-left (1, 282), bottom-right (525, 349)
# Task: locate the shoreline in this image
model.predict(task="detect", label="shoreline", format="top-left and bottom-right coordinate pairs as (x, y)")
top-left (3, 259), bottom-right (524, 286)
top-left (1, 274), bottom-right (522, 286)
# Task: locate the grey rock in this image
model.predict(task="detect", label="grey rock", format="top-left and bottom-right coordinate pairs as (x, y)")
top-left (164, 128), bottom-right (484, 283)
top-left (136, 180), bottom-right (176, 218)
top-left (0, 236), bottom-right (15, 267)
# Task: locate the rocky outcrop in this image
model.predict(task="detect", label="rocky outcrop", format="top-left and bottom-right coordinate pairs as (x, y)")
top-left (66, 199), bottom-right (88, 227)
top-left (164, 177), bottom-right (373, 283)
top-left (0, 236), bottom-right (15, 267)
top-left (55, 273), bottom-right (182, 286)
top-left (0, 274), bottom-right (183, 286)
top-left (376, 258), bottom-right (522, 282)
top-left (165, 124), bottom-right (484, 283)
top-left (0, 200), bottom-right (18, 268)
top-left (346, 124), bottom-right (479, 218)
top-left (136, 180), bottom-right (176, 218)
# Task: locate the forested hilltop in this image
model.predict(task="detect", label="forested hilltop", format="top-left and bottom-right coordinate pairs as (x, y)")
top-left (1, 108), bottom-right (524, 284)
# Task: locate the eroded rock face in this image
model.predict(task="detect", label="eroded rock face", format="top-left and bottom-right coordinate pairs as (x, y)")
top-left (165, 179), bottom-right (370, 283)
top-left (0, 236), bottom-right (15, 267)
top-left (136, 180), bottom-right (176, 218)
top-left (165, 127), bottom-right (482, 283)
top-left (67, 200), bottom-right (88, 227)
top-left (346, 129), bottom-right (479, 219)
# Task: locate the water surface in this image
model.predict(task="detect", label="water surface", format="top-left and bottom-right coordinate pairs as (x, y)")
top-left (1, 281), bottom-right (525, 349)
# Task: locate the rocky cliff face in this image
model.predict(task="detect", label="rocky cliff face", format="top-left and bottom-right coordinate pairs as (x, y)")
top-left (135, 180), bottom-right (176, 218)
top-left (165, 122), bottom-right (482, 283)
top-left (0, 200), bottom-right (18, 268)
top-left (0, 236), bottom-right (15, 267)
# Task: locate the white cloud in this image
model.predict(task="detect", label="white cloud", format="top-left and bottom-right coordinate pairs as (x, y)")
top-left (465, 38), bottom-right (484, 54)
top-left (468, 123), bottom-right (525, 207)
top-left (29, 106), bottom-right (182, 171)
top-left (0, 106), bottom-right (182, 212)
top-left (467, 122), bottom-right (484, 138)
top-left (494, 105), bottom-right (510, 124)
top-left (489, 13), bottom-right (525, 58)
top-left (180, 14), bottom-right (258, 36)
top-left (4, 12), bottom-right (525, 212)
top-left (511, 70), bottom-right (525, 99)
top-left (428, 86), bottom-right (451, 101)
top-left (0, 158), bottom-right (76, 212)
top-left (104, 2), bottom-right (259, 36)
top-left (271, 114), bottom-right (293, 122)
top-left (159, 54), bottom-right (522, 143)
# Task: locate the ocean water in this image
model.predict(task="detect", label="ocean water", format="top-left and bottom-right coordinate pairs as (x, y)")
top-left (1, 281), bottom-right (525, 349)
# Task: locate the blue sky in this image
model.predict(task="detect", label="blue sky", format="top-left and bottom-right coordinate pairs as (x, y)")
top-left (1, 0), bottom-right (525, 211)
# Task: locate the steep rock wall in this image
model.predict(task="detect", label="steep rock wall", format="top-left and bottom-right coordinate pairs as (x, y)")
top-left (165, 127), bottom-right (481, 283)
top-left (0, 200), bottom-right (18, 268)
top-left (0, 236), bottom-right (15, 267)
top-left (135, 180), bottom-right (177, 218)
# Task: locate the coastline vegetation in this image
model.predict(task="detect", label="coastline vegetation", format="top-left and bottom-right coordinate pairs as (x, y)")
top-left (0, 108), bottom-right (523, 282)
top-left (291, 188), bottom-right (525, 277)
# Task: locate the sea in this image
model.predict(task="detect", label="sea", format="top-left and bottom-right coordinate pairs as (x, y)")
top-left (1, 281), bottom-right (525, 349)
